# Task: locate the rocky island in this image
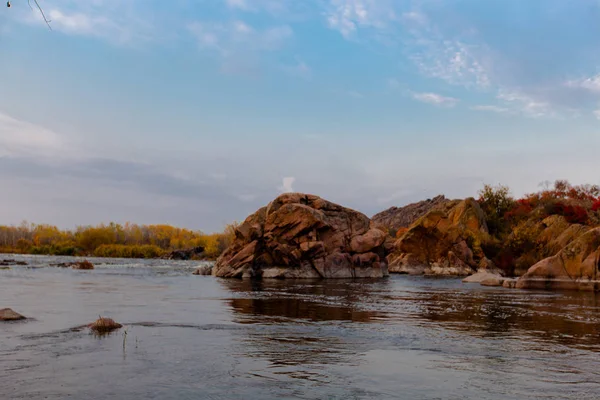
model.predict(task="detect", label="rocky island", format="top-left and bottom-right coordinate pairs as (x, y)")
top-left (214, 180), bottom-right (600, 292)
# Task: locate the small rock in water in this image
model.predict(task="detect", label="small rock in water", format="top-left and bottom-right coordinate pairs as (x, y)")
top-left (463, 270), bottom-right (504, 283)
top-left (88, 317), bottom-right (122, 333)
top-left (193, 265), bottom-right (213, 276)
top-left (72, 260), bottom-right (94, 270)
top-left (0, 266), bottom-right (10, 270)
top-left (480, 277), bottom-right (505, 287)
top-left (0, 308), bottom-right (26, 321)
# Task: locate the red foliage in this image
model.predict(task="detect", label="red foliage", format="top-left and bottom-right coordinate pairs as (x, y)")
top-left (592, 199), bottom-right (600, 212)
top-left (550, 202), bottom-right (589, 224)
top-left (504, 199), bottom-right (534, 220)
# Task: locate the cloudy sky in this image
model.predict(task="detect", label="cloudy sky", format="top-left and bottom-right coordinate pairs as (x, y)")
top-left (1, 0), bottom-right (600, 232)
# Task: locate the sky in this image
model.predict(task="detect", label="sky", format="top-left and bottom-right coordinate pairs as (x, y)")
top-left (1, 0), bottom-right (600, 232)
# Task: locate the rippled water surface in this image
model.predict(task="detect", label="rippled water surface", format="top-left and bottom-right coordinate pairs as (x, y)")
top-left (1, 254), bottom-right (600, 399)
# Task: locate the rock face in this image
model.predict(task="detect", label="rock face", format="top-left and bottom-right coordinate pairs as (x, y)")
top-left (0, 308), bottom-right (26, 321)
top-left (516, 228), bottom-right (600, 291)
top-left (213, 193), bottom-right (389, 279)
top-left (387, 198), bottom-right (490, 276)
top-left (372, 195), bottom-right (449, 235)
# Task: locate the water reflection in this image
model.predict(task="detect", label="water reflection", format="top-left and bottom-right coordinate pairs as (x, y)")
top-left (221, 279), bottom-right (390, 323)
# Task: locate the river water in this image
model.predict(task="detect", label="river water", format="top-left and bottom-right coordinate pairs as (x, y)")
top-left (1, 254), bottom-right (599, 399)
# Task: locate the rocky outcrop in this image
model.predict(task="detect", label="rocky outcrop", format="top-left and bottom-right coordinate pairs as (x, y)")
top-left (162, 246), bottom-right (205, 260)
top-left (213, 193), bottom-right (389, 279)
top-left (516, 228), bottom-right (600, 291)
top-left (372, 195), bottom-right (449, 235)
top-left (0, 308), bottom-right (26, 321)
top-left (387, 198), bottom-right (490, 276)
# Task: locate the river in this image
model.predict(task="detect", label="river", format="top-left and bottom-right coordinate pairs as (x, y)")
top-left (1, 254), bottom-right (599, 399)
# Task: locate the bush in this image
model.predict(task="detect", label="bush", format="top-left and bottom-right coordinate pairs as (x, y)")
top-left (546, 202), bottom-right (589, 225)
top-left (94, 244), bottom-right (165, 259)
top-left (477, 184), bottom-right (515, 235)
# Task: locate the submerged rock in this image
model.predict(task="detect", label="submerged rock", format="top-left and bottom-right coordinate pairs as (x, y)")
top-left (213, 193), bottom-right (389, 279)
top-left (516, 228), bottom-right (600, 291)
top-left (193, 264), bottom-right (213, 276)
top-left (88, 317), bottom-right (123, 333)
top-left (0, 308), bottom-right (26, 321)
top-left (480, 277), bottom-right (505, 287)
top-left (72, 261), bottom-right (94, 270)
top-left (162, 246), bottom-right (205, 260)
top-left (387, 198), bottom-right (490, 276)
top-left (463, 270), bottom-right (504, 283)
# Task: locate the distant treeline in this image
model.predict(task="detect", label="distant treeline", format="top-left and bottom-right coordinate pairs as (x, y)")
top-left (0, 222), bottom-right (238, 259)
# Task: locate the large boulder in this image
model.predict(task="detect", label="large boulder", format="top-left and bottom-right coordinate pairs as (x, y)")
top-left (372, 195), bottom-right (449, 235)
top-left (387, 198), bottom-right (490, 275)
top-left (213, 193), bottom-right (389, 279)
top-left (516, 228), bottom-right (600, 291)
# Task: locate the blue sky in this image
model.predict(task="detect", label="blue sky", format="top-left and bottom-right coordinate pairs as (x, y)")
top-left (1, 0), bottom-right (600, 232)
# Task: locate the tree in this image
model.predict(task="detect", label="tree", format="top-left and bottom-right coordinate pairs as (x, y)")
top-left (477, 184), bottom-right (515, 235)
top-left (6, 0), bottom-right (52, 29)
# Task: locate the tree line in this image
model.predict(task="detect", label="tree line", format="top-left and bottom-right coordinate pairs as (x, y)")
top-left (0, 221), bottom-right (238, 259)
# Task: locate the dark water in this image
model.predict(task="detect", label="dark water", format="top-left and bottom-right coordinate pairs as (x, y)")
top-left (1, 254), bottom-right (600, 399)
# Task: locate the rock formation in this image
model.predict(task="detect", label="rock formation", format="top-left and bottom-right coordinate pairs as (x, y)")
top-left (516, 228), bottom-right (600, 291)
top-left (372, 195), bottom-right (449, 235)
top-left (0, 308), bottom-right (26, 321)
top-left (213, 193), bottom-right (389, 279)
top-left (387, 198), bottom-right (491, 275)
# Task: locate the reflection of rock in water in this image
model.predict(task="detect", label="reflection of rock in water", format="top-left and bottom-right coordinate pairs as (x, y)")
top-left (221, 279), bottom-right (389, 323)
top-left (418, 291), bottom-right (600, 348)
top-left (230, 297), bottom-right (379, 323)
top-left (219, 279), bottom-right (391, 377)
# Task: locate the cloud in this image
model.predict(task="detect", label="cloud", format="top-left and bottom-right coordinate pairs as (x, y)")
top-left (497, 90), bottom-right (553, 118)
top-left (565, 74), bottom-right (600, 93)
top-left (594, 109), bottom-right (600, 120)
top-left (0, 112), bottom-right (66, 157)
top-left (412, 92), bottom-right (458, 107)
top-left (326, 0), bottom-right (395, 38)
top-left (470, 105), bottom-right (510, 114)
top-left (279, 177), bottom-right (295, 193)
top-left (188, 20), bottom-right (292, 55)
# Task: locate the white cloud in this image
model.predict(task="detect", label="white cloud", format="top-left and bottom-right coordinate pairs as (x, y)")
top-left (412, 92), bottom-right (458, 107)
top-left (470, 105), bottom-right (510, 114)
top-left (565, 74), bottom-right (600, 93)
top-left (279, 177), bottom-right (296, 193)
top-left (226, 0), bottom-right (250, 10)
top-left (497, 90), bottom-right (553, 118)
top-left (0, 112), bottom-right (66, 157)
top-left (594, 109), bottom-right (600, 120)
top-left (326, 0), bottom-right (394, 38)
top-left (188, 20), bottom-right (292, 56)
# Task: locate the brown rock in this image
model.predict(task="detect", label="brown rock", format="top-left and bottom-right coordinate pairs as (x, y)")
top-left (387, 198), bottom-right (489, 276)
top-left (463, 270), bottom-right (504, 283)
top-left (88, 317), bottom-right (123, 333)
top-left (502, 279), bottom-right (517, 288)
top-left (516, 228), bottom-right (600, 291)
top-left (0, 308), bottom-right (26, 321)
top-left (213, 193), bottom-right (389, 279)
